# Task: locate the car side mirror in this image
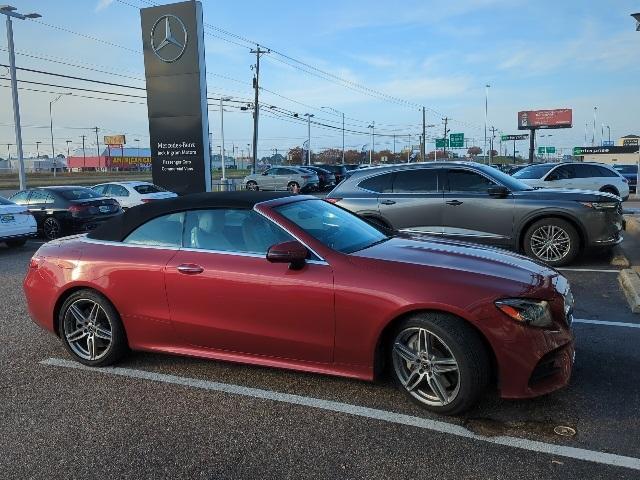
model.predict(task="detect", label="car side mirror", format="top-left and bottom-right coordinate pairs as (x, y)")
top-left (487, 185), bottom-right (509, 197)
top-left (266, 241), bottom-right (308, 269)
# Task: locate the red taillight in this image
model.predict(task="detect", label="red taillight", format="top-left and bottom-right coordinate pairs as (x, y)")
top-left (68, 204), bottom-right (88, 213)
top-left (141, 198), bottom-right (154, 203)
top-left (324, 198), bottom-right (341, 204)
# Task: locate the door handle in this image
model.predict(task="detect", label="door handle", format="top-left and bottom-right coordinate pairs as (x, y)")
top-left (176, 264), bottom-right (204, 275)
top-left (446, 200), bottom-right (463, 206)
top-left (380, 200), bottom-right (396, 205)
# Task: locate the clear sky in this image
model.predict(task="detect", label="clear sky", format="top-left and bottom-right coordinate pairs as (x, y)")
top-left (1, 0), bottom-right (639, 159)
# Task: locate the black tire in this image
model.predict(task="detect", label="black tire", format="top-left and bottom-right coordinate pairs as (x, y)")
top-left (287, 181), bottom-right (300, 193)
top-left (5, 238), bottom-right (27, 247)
top-left (58, 289), bottom-right (128, 367)
top-left (389, 312), bottom-right (490, 415)
top-left (42, 216), bottom-right (63, 240)
top-left (246, 181), bottom-right (259, 191)
top-left (600, 186), bottom-right (619, 197)
top-left (523, 217), bottom-right (580, 267)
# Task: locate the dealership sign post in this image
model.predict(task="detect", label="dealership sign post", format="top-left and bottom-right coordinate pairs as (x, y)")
top-left (140, 1), bottom-right (211, 194)
top-left (518, 109), bottom-right (572, 163)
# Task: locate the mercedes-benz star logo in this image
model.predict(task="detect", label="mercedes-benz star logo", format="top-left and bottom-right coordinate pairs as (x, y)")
top-left (150, 14), bottom-right (188, 63)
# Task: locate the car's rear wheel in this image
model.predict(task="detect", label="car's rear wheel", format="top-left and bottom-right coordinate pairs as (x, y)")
top-left (58, 289), bottom-right (127, 367)
top-left (600, 186), bottom-right (619, 197)
top-left (287, 181), bottom-right (300, 193)
top-left (246, 181), bottom-right (259, 191)
top-left (42, 216), bottom-right (62, 240)
top-left (390, 312), bottom-right (490, 415)
top-left (523, 218), bottom-right (579, 267)
top-left (6, 238), bottom-right (27, 247)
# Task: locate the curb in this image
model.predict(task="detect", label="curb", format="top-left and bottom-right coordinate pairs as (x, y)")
top-left (619, 268), bottom-right (640, 314)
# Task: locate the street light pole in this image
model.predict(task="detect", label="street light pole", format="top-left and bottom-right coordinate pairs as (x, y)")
top-left (49, 94), bottom-right (64, 177)
top-left (35, 141), bottom-right (40, 158)
top-left (304, 114), bottom-right (314, 165)
top-left (368, 122), bottom-right (375, 164)
top-left (592, 106), bottom-right (597, 146)
top-left (66, 140), bottom-right (71, 158)
top-left (632, 13), bottom-right (640, 194)
top-left (2, 5), bottom-right (40, 189)
top-left (219, 96), bottom-right (230, 181)
top-left (484, 84), bottom-right (490, 162)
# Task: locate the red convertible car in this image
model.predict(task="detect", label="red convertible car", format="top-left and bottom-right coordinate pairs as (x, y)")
top-left (24, 192), bottom-right (575, 415)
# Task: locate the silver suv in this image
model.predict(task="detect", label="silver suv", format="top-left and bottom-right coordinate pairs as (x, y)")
top-left (243, 167), bottom-right (319, 192)
top-left (326, 161), bottom-right (624, 266)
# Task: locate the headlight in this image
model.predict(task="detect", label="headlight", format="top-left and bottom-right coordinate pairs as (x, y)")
top-left (495, 299), bottom-right (554, 328)
top-left (579, 201), bottom-right (619, 210)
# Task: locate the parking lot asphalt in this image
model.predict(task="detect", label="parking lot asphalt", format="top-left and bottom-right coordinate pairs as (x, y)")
top-left (1, 238), bottom-right (640, 479)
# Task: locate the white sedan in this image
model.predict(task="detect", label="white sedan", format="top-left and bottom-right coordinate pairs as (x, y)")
top-left (513, 162), bottom-right (630, 200)
top-left (0, 196), bottom-right (37, 247)
top-left (91, 181), bottom-right (177, 209)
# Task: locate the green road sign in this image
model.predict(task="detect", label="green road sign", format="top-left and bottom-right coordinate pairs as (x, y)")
top-left (435, 138), bottom-right (449, 148)
top-left (538, 146), bottom-right (556, 154)
top-left (546, 146), bottom-right (556, 154)
top-left (502, 134), bottom-right (529, 141)
top-left (573, 147), bottom-right (583, 155)
top-left (449, 133), bottom-right (464, 148)
top-left (537, 146), bottom-right (545, 155)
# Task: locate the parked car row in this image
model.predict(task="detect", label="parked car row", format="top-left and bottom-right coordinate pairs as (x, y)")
top-left (242, 164), bottom-right (356, 192)
top-left (7, 182), bottom-right (176, 241)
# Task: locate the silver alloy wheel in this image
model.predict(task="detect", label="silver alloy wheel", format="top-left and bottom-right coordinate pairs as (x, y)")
top-left (63, 299), bottom-right (113, 361)
top-left (287, 182), bottom-right (299, 192)
top-left (43, 217), bottom-right (60, 239)
top-left (392, 327), bottom-right (460, 407)
top-left (529, 225), bottom-right (571, 262)
top-left (246, 181), bottom-right (258, 191)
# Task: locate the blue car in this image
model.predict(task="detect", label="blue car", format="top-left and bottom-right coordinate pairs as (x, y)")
top-left (612, 164), bottom-right (638, 193)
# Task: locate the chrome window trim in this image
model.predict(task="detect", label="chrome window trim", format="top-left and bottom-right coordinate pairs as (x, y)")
top-left (82, 236), bottom-right (181, 251)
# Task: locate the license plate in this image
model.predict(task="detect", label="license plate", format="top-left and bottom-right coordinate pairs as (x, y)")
top-left (0, 214), bottom-right (15, 223)
top-left (98, 205), bottom-right (111, 213)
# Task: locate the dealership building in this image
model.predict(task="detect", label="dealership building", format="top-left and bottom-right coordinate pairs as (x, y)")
top-left (66, 147), bottom-right (151, 171)
top-left (575, 135), bottom-right (639, 165)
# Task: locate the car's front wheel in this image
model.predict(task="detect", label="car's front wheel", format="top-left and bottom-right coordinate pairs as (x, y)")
top-left (390, 312), bottom-right (490, 415)
top-left (287, 181), bottom-right (300, 193)
top-left (58, 289), bottom-right (127, 367)
top-left (246, 181), bottom-right (259, 191)
top-left (523, 218), bottom-right (579, 266)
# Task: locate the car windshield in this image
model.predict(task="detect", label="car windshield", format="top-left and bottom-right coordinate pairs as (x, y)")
top-left (513, 164), bottom-right (556, 179)
top-left (613, 165), bottom-right (637, 174)
top-left (59, 188), bottom-right (102, 200)
top-left (134, 184), bottom-right (165, 194)
top-left (472, 164), bottom-right (534, 191)
top-left (275, 199), bottom-right (388, 254)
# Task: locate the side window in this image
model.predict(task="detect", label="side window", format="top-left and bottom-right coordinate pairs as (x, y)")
top-left (393, 169), bottom-right (440, 193)
top-left (92, 185), bottom-right (107, 195)
top-left (573, 164), bottom-right (600, 178)
top-left (107, 185), bottom-right (129, 197)
top-left (269, 168), bottom-right (283, 175)
top-left (446, 169), bottom-right (495, 192)
top-left (28, 190), bottom-right (54, 205)
top-left (123, 212), bottom-right (185, 247)
top-left (359, 173), bottom-right (394, 193)
top-left (184, 209), bottom-right (294, 254)
top-left (9, 190), bottom-right (30, 204)
top-left (549, 165), bottom-right (574, 180)
top-left (595, 166), bottom-right (618, 178)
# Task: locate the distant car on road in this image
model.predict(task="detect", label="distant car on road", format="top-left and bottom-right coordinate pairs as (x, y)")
top-left (301, 166), bottom-right (336, 190)
top-left (326, 161), bottom-right (624, 266)
top-left (0, 196), bottom-right (37, 247)
top-left (243, 167), bottom-right (319, 192)
top-left (314, 164), bottom-right (348, 184)
top-left (611, 164), bottom-right (637, 193)
top-left (513, 162), bottom-right (629, 200)
top-left (9, 186), bottom-right (122, 240)
top-left (91, 181), bottom-right (177, 209)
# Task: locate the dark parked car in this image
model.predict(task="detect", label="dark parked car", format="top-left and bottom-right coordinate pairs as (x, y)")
top-left (9, 186), bottom-right (123, 240)
top-left (326, 161), bottom-right (624, 266)
top-left (25, 192), bottom-right (574, 415)
top-left (612, 164), bottom-right (637, 193)
top-left (315, 164), bottom-right (348, 183)
top-left (301, 166), bottom-right (336, 190)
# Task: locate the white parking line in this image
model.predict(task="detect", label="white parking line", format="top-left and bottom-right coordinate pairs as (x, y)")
top-left (559, 268), bottom-right (620, 273)
top-left (41, 357), bottom-right (640, 471)
top-left (573, 318), bottom-right (640, 329)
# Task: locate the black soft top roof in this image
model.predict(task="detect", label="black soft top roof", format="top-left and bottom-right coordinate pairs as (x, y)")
top-left (88, 191), bottom-right (294, 242)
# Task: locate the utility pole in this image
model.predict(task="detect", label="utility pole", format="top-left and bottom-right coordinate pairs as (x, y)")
top-left (250, 45), bottom-right (270, 173)
top-left (484, 84), bottom-right (490, 162)
top-left (422, 106), bottom-right (426, 161)
top-left (49, 94), bottom-right (64, 178)
top-left (2, 5), bottom-right (40, 190)
top-left (66, 140), bottom-right (71, 158)
top-left (35, 141), bottom-right (41, 158)
top-left (368, 122), bottom-right (375, 164)
top-left (592, 106), bottom-right (597, 146)
top-left (442, 117), bottom-right (449, 158)
top-left (80, 135), bottom-right (86, 170)
top-left (219, 96), bottom-right (230, 181)
top-left (304, 114), bottom-right (314, 165)
top-left (489, 126), bottom-right (498, 164)
top-left (94, 126), bottom-right (100, 163)
top-left (393, 134), bottom-right (396, 156)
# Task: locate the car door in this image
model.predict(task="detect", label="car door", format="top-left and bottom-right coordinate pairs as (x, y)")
top-left (164, 208), bottom-right (335, 363)
top-left (371, 168), bottom-right (445, 234)
top-left (27, 189), bottom-right (56, 226)
top-left (442, 167), bottom-right (514, 245)
top-left (259, 168), bottom-right (277, 190)
top-left (544, 164), bottom-right (577, 189)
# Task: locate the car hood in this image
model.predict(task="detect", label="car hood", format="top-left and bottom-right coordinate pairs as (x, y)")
top-left (351, 235), bottom-right (557, 286)
top-left (514, 188), bottom-right (620, 201)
